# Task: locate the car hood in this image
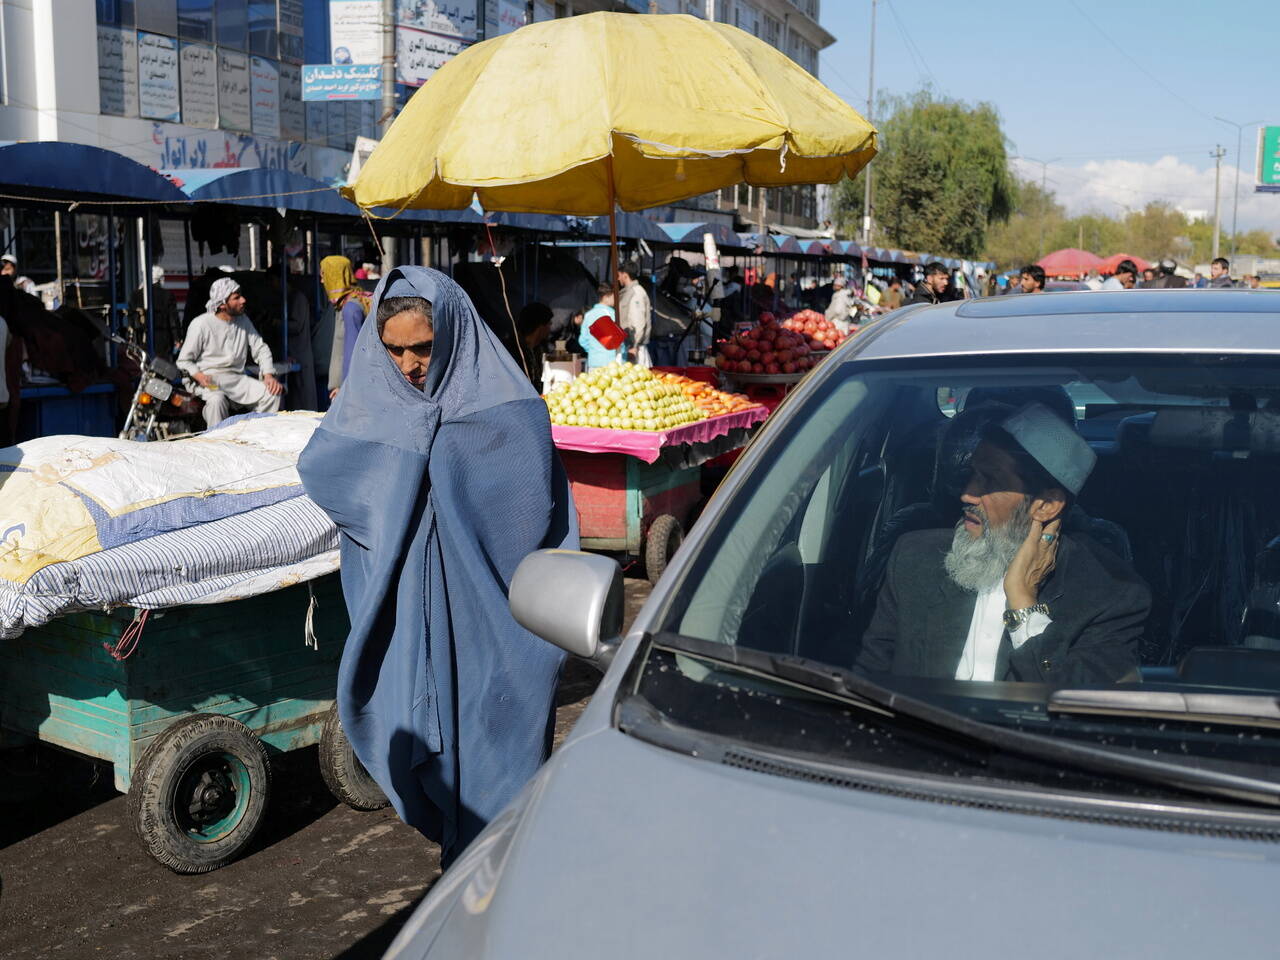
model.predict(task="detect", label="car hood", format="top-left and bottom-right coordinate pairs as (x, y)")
top-left (388, 722), bottom-right (1280, 959)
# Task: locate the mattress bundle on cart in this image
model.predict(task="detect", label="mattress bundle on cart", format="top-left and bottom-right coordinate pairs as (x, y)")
top-left (0, 412), bottom-right (338, 638)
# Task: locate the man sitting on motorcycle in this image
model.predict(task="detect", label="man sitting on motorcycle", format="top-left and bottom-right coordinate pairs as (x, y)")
top-left (177, 277), bottom-right (283, 429)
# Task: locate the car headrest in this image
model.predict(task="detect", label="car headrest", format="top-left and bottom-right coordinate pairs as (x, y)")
top-left (962, 385), bottom-right (1077, 426)
top-left (1148, 407), bottom-right (1280, 453)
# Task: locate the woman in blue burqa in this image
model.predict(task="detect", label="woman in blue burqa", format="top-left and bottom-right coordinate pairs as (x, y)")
top-left (298, 266), bottom-right (576, 866)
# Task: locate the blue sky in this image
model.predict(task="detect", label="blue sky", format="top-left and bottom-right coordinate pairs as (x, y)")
top-left (821, 0), bottom-right (1279, 230)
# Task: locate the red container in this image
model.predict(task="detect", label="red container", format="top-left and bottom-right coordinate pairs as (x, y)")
top-left (589, 315), bottom-right (626, 350)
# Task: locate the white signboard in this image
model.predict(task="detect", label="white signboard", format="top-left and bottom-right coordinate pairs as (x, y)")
top-left (97, 26), bottom-right (139, 117)
top-left (137, 31), bottom-right (180, 122)
top-left (396, 25), bottom-right (465, 87)
top-left (278, 62), bottom-right (306, 141)
top-left (330, 0), bottom-right (383, 64)
top-left (397, 0), bottom-right (477, 40)
top-left (218, 50), bottom-right (252, 132)
top-left (179, 42), bottom-right (218, 128)
top-left (251, 57), bottom-right (281, 139)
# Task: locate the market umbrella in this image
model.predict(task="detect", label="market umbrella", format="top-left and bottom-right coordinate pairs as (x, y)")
top-left (1037, 248), bottom-right (1104, 279)
top-left (345, 11), bottom-right (877, 277)
top-left (1097, 252), bottom-right (1151, 275)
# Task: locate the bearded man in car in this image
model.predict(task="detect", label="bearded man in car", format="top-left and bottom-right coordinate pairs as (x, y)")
top-left (856, 403), bottom-right (1149, 685)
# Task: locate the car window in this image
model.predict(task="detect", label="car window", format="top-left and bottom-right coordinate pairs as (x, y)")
top-left (651, 355), bottom-right (1280, 777)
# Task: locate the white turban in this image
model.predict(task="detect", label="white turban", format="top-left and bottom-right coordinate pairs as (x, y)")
top-left (206, 277), bottom-right (240, 315)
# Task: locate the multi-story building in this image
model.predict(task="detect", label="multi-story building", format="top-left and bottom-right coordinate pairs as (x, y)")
top-left (0, 0), bottom-right (832, 254)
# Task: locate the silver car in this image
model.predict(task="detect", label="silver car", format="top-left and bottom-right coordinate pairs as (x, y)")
top-left (388, 290), bottom-right (1280, 959)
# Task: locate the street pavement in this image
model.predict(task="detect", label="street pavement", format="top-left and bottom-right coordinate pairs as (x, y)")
top-left (0, 578), bottom-right (652, 959)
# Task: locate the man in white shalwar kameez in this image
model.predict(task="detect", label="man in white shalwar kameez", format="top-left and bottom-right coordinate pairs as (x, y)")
top-left (177, 277), bottom-right (283, 428)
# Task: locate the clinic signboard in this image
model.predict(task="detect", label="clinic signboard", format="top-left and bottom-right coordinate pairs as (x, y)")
top-left (1257, 126), bottom-right (1280, 193)
top-left (302, 64), bottom-right (382, 101)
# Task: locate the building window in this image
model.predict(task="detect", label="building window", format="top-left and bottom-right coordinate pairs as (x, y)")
top-left (177, 0), bottom-right (214, 41)
top-left (96, 0), bottom-right (136, 27)
top-left (136, 0), bottom-right (177, 34)
top-left (248, 1), bottom-right (278, 57)
top-left (217, 0), bottom-right (248, 50)
top-left (762, 14), bottom-right (779, 47)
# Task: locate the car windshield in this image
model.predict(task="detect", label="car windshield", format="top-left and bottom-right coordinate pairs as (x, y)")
top-left (644, 353), bottom-right (1280, 797)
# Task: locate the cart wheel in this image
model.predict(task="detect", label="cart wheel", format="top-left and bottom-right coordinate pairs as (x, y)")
top-left (645, 514), bottom-right (684, 585)
top-left (127, 714), bottom-right (270, 875)
top-left (319, 702), bottom-right (389, 811)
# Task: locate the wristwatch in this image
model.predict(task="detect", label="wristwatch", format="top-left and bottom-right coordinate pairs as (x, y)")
top-left (1003, 603), bottom-right (1051, 630)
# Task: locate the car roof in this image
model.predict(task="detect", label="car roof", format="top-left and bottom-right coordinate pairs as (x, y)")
top-left (850, 289), bottom-right (1280, 362)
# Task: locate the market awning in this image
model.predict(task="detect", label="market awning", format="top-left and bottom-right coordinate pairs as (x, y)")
top-left (657, 222), bottom-right (746, 249)
top-left (163, 167), bottom-right (356, 215)
top-left (768, 234), bottom-right (804, 255)
top-left (737, 232), bottom-right (776, 252)
top-left (586, 211), bottom-right (670, 243)
top-left (0, 141), bottom-right (188, 203)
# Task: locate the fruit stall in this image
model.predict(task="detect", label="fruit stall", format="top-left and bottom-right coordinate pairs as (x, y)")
top-left (545, 365), bottom-right (768, 582)
top-left (712, 311), bottom-right (851, 411)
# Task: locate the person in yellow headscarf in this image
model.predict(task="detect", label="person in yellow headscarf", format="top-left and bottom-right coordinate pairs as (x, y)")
top-left (322, 255), bottom-right (371, 398)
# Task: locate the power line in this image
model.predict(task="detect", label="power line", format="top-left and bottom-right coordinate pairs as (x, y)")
top-left (883, 0), bottom-right (936, 88)
top-left (1065, 0), bottom-right (1214, 123)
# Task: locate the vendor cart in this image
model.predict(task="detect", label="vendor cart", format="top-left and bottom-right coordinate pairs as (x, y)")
top-left (0, 573), bottom-right (385, 874)
top-left (554, 407), bottom-right (768, 583)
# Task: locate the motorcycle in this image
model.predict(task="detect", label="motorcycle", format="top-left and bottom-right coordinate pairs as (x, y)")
top-left (114, 335), bottom-right (204, 442)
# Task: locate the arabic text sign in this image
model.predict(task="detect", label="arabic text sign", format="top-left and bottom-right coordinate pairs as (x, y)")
top-left (180, 42), bottom-right (218, 128)
top-left (97, 26), bottom-right (139, 117)
top-left (397, 0), bottom-right (477, 40)
top-left (1258, 126), bottom-right (1280, 189)
top-left (302, 64), bottom-right (383, 100)
top-left (396, 25), bottom-right (465, 87)
top-left (330, 0), bottom-right (383, 64)
top-left (251, 56), bottom-right (281, 139)
top-left (138, 32), bottom-right (180, 123)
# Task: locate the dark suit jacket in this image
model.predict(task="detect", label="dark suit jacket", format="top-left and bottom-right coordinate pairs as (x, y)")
top-left (855, 529), bottom-right (1149, 685)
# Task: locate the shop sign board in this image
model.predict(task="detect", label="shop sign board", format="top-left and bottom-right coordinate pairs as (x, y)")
top-left (301, 64), bottom-right (382, 100)
top-left (138, 31), bottom-right (180, 123)
top-left (330, 0), bottom-right (383, 64)
top-left (218, 50), bottom-right (252, 132)
top-left (179, 42), bottom-right (218, 129)
top-left (97, 26), bottom-right (139, 117)
top-left (251, 56), bottom-right (281, 139)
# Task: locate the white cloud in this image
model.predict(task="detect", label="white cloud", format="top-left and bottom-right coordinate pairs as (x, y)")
top-left (1010, 155), bottom-right (1280, 235)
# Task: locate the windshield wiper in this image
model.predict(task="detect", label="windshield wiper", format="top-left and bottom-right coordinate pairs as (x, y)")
top-left (1049, 690), bottom-right (1280, 728)
top-left (648, 633), bottom-right (1280, 809)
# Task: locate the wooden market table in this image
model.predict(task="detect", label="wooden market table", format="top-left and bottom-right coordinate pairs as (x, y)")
top-left (553, 406), bottom-right (769, 583)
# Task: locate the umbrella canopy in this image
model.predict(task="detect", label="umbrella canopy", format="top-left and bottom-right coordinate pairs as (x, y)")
top-left (1037, 247), bottom-right (1104, 278)
top-left (345, 12), bottom-right (876, 216)
top-left (1097, 252), bottom-right (1151, 275)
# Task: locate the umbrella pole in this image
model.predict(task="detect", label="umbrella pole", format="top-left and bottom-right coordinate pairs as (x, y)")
top-left (608, 159), bottom-right (620, 356)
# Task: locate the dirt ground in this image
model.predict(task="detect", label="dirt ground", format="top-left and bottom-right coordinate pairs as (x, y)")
top-left (0, 579), bottom-right (651, 960)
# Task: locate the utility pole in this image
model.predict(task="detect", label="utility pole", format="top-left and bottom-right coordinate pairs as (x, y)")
top-left (1210, 144), bottom-right (1225, 261)
top-left (1215, 117), bottom-right (1262, 260)
top-left (1018, 156), bottom-right (1061, 258)
top-left (861, 0), bottom-right (876, 246)
top-left (380, 0), bottom-right (398, 273)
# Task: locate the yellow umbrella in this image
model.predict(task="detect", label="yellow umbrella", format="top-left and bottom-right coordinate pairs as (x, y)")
top-left (345, 12), bottom-right (877, 217)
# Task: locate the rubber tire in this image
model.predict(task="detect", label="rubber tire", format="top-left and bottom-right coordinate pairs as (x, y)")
top-left (319, 703), bottom-right (389, 811)
top-left (128, 714), bottom-right (270, 875)
top-left (645, 513), bottom-right (684, 586)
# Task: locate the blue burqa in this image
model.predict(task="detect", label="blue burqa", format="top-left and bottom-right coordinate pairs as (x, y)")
top-left (298, 266), bottom-right (575, 863)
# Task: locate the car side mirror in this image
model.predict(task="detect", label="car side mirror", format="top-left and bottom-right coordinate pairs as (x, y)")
top-left (509, 549), bottom-right (624, 671)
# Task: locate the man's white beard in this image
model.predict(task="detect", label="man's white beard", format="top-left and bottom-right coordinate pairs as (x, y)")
top-left (943, 498), bottom-right (1033, 593)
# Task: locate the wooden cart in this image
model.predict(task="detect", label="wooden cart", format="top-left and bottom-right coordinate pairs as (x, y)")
top-left (554, 408), bottom-right (769, 584)
top-left (0, 574), bottom-right (385, 874)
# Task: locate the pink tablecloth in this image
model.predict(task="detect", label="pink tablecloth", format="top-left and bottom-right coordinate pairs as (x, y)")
top-left (551, 406), bottom-right (769, 464)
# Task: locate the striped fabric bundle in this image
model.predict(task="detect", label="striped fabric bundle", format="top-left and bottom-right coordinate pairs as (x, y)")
top-left (0, 413), bottom-right (339, 638)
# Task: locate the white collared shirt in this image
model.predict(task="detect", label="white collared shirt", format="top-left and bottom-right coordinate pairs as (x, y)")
top-left (954, 582), bottom-right (1052, 681)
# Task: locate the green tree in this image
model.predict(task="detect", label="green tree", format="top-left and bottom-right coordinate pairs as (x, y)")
top-left (832, 89), bottom-right (1015, 258)
top-left (984, 178), bottom-right (1065, 268)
